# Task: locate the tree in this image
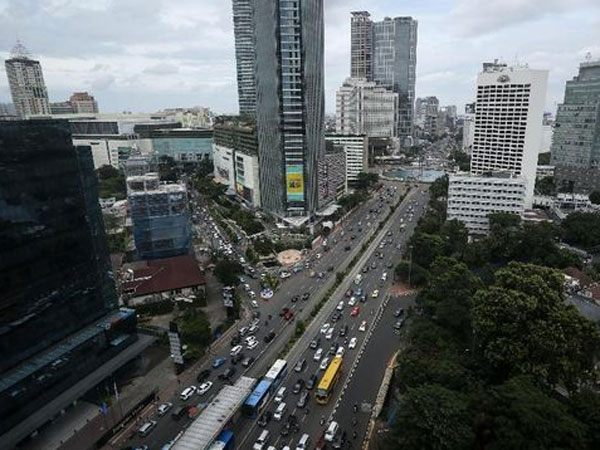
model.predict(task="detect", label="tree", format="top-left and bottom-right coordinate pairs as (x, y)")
top-left (408, 232), bottom-right (448, 269)
top-left (440, 220), bottom-right (468, 257)
top-left (535, 176), bottom-right (555, 196)
top-left (450, 150), bottom-right (471, 172)
top-left (487, 213), bottom-right (522, 261)
top-left (590, 190), bottom-right (600, 205)
top-left (537, 152), bottom-right (551, 165)
top-left (562, 211), bottom-right (600, 248)
top-left (96, 165), bottom-right (126, 200)
top-left (179, 309), bottom-right (212, 358)
top-left (429, 174), bottom-right (449, 200)
top-left (355, 172), bottom-right (379, 191)
top-left (390, 384), bottom-right (474, 450)
top-left (158, 155), bottom-right (179, 182)
top-left (395, 260), bottom-right (429, 286)
top-left (569, 389), bottom-right (600, 448)
top-left (214, 259), bottom-right (244, 286)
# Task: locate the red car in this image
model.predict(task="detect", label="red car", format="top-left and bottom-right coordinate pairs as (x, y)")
top-left (284, 311), bottom-right (294, 321)
top-left (351, 306), bottom-right (360, 317)
top-left (280, 307), bottom-right (289, 317)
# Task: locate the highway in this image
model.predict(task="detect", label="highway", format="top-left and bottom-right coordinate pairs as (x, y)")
top-left (115, 181), bottom-right (413, 450)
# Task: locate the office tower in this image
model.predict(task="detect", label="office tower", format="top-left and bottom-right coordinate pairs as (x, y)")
top-left (0, 120), bottom-right (137, 446)
top-left (336, 77), bottom-right (398, 138)
top-left (462, 102), bottom-right (476, 154)
top-left (254, 0), bottom-right (325, 220)
top-left (470, 63), bottom-right (548, 206)
top-left (4, 41), bottom-right (51, 118)
top-left (372, 16), bottom-right (418, 141)
top-left (420, 96), bottom-right (440, 137)
top-left (232, 0), bottom-right (257, 116)
top-left (127, 173), bottom-right (192, 259)
top-left (551, 58), bottom-right (600, 193)
top-left (69, 91), bottom-right (99, 113)
top-left (350, 11), bottom-right (372, 79)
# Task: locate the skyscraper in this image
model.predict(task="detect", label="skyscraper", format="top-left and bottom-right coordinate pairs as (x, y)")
top-left (4, 41), bottom-right (50, 118)
top-left (372, 16), bottom-right (418, 142)
top-left (551, 59), bottom-right (600, 193)
top-left (232, 0), bottom-right (257, 116)
top-left (254, 0), bottom-right (325, 220)
top-left (350, 11), bottom-right (372, 79)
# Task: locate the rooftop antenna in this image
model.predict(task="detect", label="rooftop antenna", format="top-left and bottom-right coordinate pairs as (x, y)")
top-left (10, 40), bottom-right (31, 59)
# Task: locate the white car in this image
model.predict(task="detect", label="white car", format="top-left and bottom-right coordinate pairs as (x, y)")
top-left (247, 340), bottom-right (259, 350)
top-left (316, 253), bottom-right (322, 259)
top-left (251, 300), bottom-right (259, 308)
top-left (245, 335), bottom-right (257, 345)
top-left (157, 402), bottom-right (173, 416)
top-left (371, 290), bottom-right (379, 298)
top-left (325, 326), bottom-right (335, 340)
top-left (319, 357), bottom-right (330, 370)
top-left (180, 386), bottom-right (197, 401)
top-left (320, 323), bottom-right (330, 334)
top-left (381, 272), bottom-right (388, 282)
top-left (198, 381), bottom-right (213, 395)
top-left (336, 301), bottom-right (344, 311)
top-left (348, 296), bottom-right (357, 306)
top-left (248, 291), bottom-right (257, 299)
top-left (244, 283), bottom-right (252, 291)
top-left (336, 346), bottom-right (345, 358)
top-left (349, 337), bottom-right (357, 349)
top-left (249, 324), bottom-right (259, 334)
top-left (280, 271), bottom-right (291, 279)
top-left (313, 348), bottom-right (323, 361)
top-left (230, 345), bottom-right (243, 357)
top-left (359, 321), bottom-right (367, 332)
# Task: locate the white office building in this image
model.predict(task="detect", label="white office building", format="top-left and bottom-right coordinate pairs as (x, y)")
top-left (470, 63), bottom-right (548, 207)
top-left (325, 134), bottom-right (368, 186)
top-left (336, 77), bottom-right (398, 138)
top-left (462, 103), bottom-right (476, 154)
top-left (447, 174), bottom-right (527, 235)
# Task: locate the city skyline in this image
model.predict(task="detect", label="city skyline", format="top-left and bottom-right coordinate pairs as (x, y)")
top-left (0, 0), bottom-right (598, 114)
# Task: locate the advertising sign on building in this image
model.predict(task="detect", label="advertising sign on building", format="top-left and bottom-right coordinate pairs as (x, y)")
top-left (286, 164), bottom-right (305, 202)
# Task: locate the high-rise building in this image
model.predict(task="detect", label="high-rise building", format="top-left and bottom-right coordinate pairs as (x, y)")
top-left (69, 91), bottom-right (99, 113)
top-left (350, 11), bottom-right (372, 79)
top-left (318, 143), bottom-right (347, 209)
top-left (325, 134), bottom-right (368, 186)
top-left (127, 173), bottom-right (192, 260)
top-left (336, 77), bottom-right (398, 138)
top-left (551, 59), bottom-right (600, 193)
top-left (420, 96), bottom-right (440, 137)
top-left (372, 16), bottom-right (418, 142)
top-left (232, 0), bottom-right (257, 117)
top-left (462, 102), bottom-right (476, 154)
top-left (254, 0), bottom-right (325, 220)
top-left (0, 120), bottom-right (138, 446)
top-left (4, 41), bottom-right (50, 118)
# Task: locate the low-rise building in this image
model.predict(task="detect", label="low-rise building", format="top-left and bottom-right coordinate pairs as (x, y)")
top-left (325, 134), bottom-right (368, 186)
top-left (135, 127), bottom-right (213, 164)
top-left (536, 164), bottom-right (555, 179)
top-left (447, 173), bottom-right (527, 235)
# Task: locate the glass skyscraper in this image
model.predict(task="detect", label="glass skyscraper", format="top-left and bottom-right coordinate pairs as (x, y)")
top-left (551, 59), bottom-right (600, 193)
top-left (232, 0), bottom-right (257, 117)
top-left (254, 0), bottom-right (325, 219)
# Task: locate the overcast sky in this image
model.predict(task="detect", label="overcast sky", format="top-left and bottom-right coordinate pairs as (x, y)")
top-left (1, 0), bottom-right (599, 115)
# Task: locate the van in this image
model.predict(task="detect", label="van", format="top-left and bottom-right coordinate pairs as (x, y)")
top-left (138, 420), bottom-right (157, 437)
top-left (325, 421), bottom-right (339, 442)
top-left (275, 387), bottom-right (287, 403)
top-left (253, 429), bottom-right (270, 450)
top-left (171, 406), bottom-right (187, 421)
top-left (274, 402), bottom-right (287, 421)
top-left (296, 433), bottom-right (310, 450)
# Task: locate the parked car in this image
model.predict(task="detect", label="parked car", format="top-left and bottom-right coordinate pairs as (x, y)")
top-left (196, 369), bottom-right (211, 383)
top-left (157, 402), bottom-right (173, 417)
top-left (198, 381), bottom-right (213, 395)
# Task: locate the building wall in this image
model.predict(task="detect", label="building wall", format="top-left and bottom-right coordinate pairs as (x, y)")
top-left (462, 113), bottom-right (475, 154)
top-left (325, 134), bottom-right (367, 185)
top-left (5, 57), bottom-right (51, 118)
top-left (447, 175), bottom-right (527, 235)
top-left (151, 136), bottom-right (213, 162)
top-left (232, 0), bottom-right (257, 116)
top-left (318, 148), bottom-right (347, 208)
top-left (213, 144), bottom-right (236, 189)
top-left (350, 11), bottom-right (372, 79)
top-left (234, 150), bottom-right (261, 207)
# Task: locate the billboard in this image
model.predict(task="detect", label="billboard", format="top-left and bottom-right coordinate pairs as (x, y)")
top-left (286, 165), bottom-right (305, 202)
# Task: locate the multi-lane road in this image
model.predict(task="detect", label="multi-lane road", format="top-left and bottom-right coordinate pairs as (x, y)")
top-left (117, 182), bottom-right (426, 450)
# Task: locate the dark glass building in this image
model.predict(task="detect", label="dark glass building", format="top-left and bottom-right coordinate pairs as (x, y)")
top-left (0, 120), bottom-right (136, 443)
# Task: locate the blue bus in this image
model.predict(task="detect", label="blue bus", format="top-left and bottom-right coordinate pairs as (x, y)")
top-left (209, 430), bottom-right (235, 450)
top-left (264, 359), bottom-right (288, 389)
top-left (242, 379), bottom-right (273, 418)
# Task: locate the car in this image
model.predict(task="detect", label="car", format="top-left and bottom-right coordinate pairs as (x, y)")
top-left (394, 318), bottom-right (405, 330)
top-left (332, 430), bottom-right (347, 449)
top-left (394, 308), bottom-right (404, 317)
top-left (294, 358), bottom-right (307, 373)
top-left (245, 335), bottom-right (257, 345)
top-left (239, 326), bottom-right (249, 336)
top-left (302, 292), bottom-right (310, 300)
top-left (280, 307), bottom-right (290, 317)
top-left (284, 311), bottom-right (294, 321)
top-left (137, 420), bottom-right (157, 437)
top-left (180, 386), bottom-right (197, 401)
top-left (336, 301), bottom-right (344, 311)
top-left (296, 390), bottom-right (309, 408)
top-left (361, 266), bottom-right (368, 273)
top-left (359, 295), bottom-right (367, 303)
top-left (242, 356), bottom-right (255, 367)
top-left (381, 272), bottom-right (388, 282)
top-left (319, 357), bottom-right (330, 370)
top-left (328, 342), bottom-right (338, 356)
top-left (247, 340), bottom-right (259, 350)
top-left (291, 295), bottom-right (300, 303)
top-left (371, 290), bottom-right (379, 298)
top-left (320, 323), bottom-right (331, 334)
top-left (212, 358), bottom-right (227, 368)
top-left (292, 379), bottom-right (305, 394)
top-left (230, 345), bottom-right (243, 357)
top-left (336, 346), bottom-right (345, 358)
top-left (351, 306), bottom-right (360, 317)
top-left (371, 261), bottom-right (377, 269)
top-left (251, 300), bottom-right (259, 308)
top-left (359, 321), bottom-right (367, 332)
top-left (258, 411), bottom-right (272, 427)
top-left (344, 245), bottom-right (351, 251)
top-left (313, 348), bottom-right (323, 361)
top-left (157, 402), bottom-right (173, 416)
top-left (325, 421), bottom-right (340, 442)
top-left (264, 330), bottom-right (276, 343)
top-left (339, 324), bottom-right (348, 337)
top-left (327, 266), bottom-right (334, 272)
top-left (197, 369), bottom-right (211, 383)
top-left (331, 311), bottom-right (342, 323)
top-left (249, 323), bottom-right (260, 334)
top-left (349, 337), bottom-right (357, 349)
top-left (219, 367), bottom-right (236, 380)
top-left (316, 253), bottom-right (322, 259)
top-left (306, 374), bottom-right (318, 390)
top-left (198, 381), bottom-right (213, 395)
top-left (232, 351), bottom-right (245, 364)
top-left (310, 337), bottom-right (320, 349)
top-left (355, 288), bottom-right (364, 297)
top-left (274, 402), bottom-right (287, 421)
top-left (348, 296), bottom-right (357, 306)
top-left (280, 271), bottom-right (291, 279)
top-left (325, 326), bottom-right (335, 340)
top-left (230, 336), bottom-right (241, 347)
top-left (249, 291), bottom-right (257, 299)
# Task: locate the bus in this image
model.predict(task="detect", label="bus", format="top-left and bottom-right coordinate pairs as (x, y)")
top-left (208, 430), bottom-right (235, 450)
top-left (315, 357), bottom-right (343, 405)
top-left (264, 359), bottom-right (288, 388)
top-left (242, 379), bottom-right (273, 418)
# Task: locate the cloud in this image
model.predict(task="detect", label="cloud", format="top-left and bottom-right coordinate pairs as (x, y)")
top-left (143, 63), bottom-right (180, 75)
top-left (91, 74), bottom-right (115, 91)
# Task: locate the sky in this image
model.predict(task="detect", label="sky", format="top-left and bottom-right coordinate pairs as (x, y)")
top-left (0, 0), bottom-right (599, 115)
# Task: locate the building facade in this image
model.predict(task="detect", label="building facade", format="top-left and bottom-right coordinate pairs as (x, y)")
top-left (141, 128), bottom-right (213, 163)
top-left (69, 92), bottom-right (99, 113)
top-left (551, 59), bottom-right (600, 193)
top-left (470, 64), bottom-right (548, 207)
top-left (0, 120), bottom-right (137, 445)
top-left (4, 42), bottom-right (50, 118)
top-left (325, 134), bottom-right (368, 185)
top-left (350, 11), bottom-right (372, 79)
top-left (127, 174), bottom-right (192, 260)
top-left (447, 174), bottom-right (527, 234)
top-left (254, 0), bottom-right (325, 220)
top-left (335, 77), bottom-right (398, 138)
top-left (462, 102), bottom-right (476, 154)
top-left (318, 144), bottom-right (347, 208)
top-left (371, 16), bottom-right (418, 142)
top-left (232, 0), bottom-right (257, 116)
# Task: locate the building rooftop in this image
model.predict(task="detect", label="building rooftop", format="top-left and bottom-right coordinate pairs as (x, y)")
top-left (121, 255), bottom-right (205, 298)
top-left (172, 376), bottom-right (256, 450)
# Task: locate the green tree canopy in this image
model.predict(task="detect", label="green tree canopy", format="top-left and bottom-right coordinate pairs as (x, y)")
top-left (561, 211), bottom-right (600, 248)
top-left (395, 260), bottom-right (429, 287)
top-left (214, 259), bottom-right (244, 286)
top-left (408, 232), bottom-right (448, 269)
